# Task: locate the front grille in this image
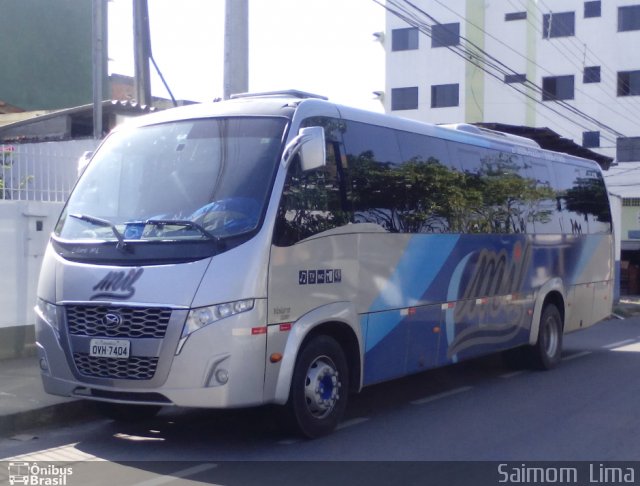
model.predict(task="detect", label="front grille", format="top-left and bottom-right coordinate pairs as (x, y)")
top-left (73, 353), bottom-right (158, 380)
top-left (66, 305), bottom-right (171, 338)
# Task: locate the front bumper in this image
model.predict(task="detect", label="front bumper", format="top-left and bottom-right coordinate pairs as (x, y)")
top-left (36, 300), bottom-right (269, 408)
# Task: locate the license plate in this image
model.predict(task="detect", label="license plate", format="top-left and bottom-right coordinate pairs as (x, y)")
top-left (89, 338), bottom-right (130, 359)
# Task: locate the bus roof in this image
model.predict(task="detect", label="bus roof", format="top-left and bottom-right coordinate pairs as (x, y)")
top-left (115, 90), bottom-right (602, 170)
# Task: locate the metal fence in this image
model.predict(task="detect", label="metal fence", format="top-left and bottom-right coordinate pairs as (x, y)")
top-left (0, 139), bottom-right (99, 202)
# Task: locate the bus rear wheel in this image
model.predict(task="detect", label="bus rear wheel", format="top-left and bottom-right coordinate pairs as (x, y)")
top-left (527, 304), bottom-right (563, 370)
top-left (281, 335), bottom-right (349, 438)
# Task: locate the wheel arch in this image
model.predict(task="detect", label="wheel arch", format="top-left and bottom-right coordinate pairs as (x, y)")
top-left (273, 302), bottom-right (364, 405)
top-left (529, 278), bottom-right (566, 346)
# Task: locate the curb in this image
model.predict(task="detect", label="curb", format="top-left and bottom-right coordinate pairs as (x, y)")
top-left (0, 400), bottom-right (98, 438)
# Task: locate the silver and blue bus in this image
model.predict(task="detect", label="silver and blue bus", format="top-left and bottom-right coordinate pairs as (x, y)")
top-left (35, 90), bottom-right (613, 437)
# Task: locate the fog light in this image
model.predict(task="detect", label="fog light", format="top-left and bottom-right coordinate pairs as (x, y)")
top-left (215, 369), bottom-right (229, 385)
top-left (39, 357), bottom-right (49, 371)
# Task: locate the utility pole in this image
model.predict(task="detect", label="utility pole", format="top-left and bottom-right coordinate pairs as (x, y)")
top-left (223, 0), bottom-right (249, 99)
top-left (92, 0), bottom-right (108, 139)
top-left (133, 0), bottom-right (152, 106)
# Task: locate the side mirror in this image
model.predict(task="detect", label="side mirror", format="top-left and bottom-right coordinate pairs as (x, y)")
top-left (282, 126), bottom-right (326, 171)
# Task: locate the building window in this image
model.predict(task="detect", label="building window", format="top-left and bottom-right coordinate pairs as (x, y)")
top-left (505, 73), bottom-right (527, 84)
top-left (431, 23), bottom-right (460, 48)
top-left (505, 12), bottom-right (527, 21)
top-left (619, 5), bottom-right (640, 32)
top-left (391, 87), bottom-right (419, 110)
top-left (623, 198), bottom-right (640, 207)
top-left (584, 1), bottom-right (601, 18)
top-left (583, 131), bottom-right (600, 148)
top-left (583, 66), bottom-right (601, 83)
top-left (618, 70), bottom-right (640, 96)
top-left (431, 84), bottom-right (459, 108)
top-left (542, 75), bottom-right (575, 100)
top-left (392, 27), bottom-right (419, 51)
top-left (618, 137), bottom-right (640, 162)
top-left (543, 11), bottom-right (575, 38)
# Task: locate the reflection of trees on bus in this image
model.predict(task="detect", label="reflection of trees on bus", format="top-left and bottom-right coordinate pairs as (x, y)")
top-left (563, 174), bottom-right (612, 224)
top-left (274, 116), bottom-right (611, 246)
top-left (350, 153), bottom-right (475, 233)
top-left (349, 151), bottom-right (555, 235)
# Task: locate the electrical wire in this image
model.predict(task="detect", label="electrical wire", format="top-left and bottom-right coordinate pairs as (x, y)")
top-left (515, 0), bottom-right (640, 117)
top-left (436, 0), bottom-right (640, 129)
top-left (377, 0), bottom-right (626, 145)
top-left (392, 0), bottom-right (626, 140)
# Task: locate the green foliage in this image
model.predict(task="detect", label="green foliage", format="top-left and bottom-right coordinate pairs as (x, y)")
top-left (349, 151), bottom-right (555, 234)
top-left (564, 175), bottom-right (612, 223)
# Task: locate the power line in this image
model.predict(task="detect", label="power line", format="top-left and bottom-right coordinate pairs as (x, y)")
top-left (514, 0), bottom-right (640, 119)
top-left (378, 0), bottom-right (626, 144)
top-left (441, 0), bottom-right (640, 130)
top-left (395, 0), bottom-right (627, 140)
top-left (378, 0), bottom-right (606, 138)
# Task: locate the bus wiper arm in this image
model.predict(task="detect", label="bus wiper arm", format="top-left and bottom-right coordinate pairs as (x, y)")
top-left (69, 213), bottom-right (129, 252)
top-left (143, 219), bottom-right (223, 246)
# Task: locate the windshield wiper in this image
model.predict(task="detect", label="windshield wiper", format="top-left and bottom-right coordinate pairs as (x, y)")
top-left (69, 213), bottom-right (129, 252)
top-left (139, 219), bottom-right (224, 248)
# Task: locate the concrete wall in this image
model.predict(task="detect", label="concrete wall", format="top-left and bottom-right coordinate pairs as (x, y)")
top-left (0, 139), bottom-right (99, 359)
top-left (0, 201), bottom-right (63, 359)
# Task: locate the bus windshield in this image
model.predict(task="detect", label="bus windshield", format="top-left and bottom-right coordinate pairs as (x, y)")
top-left (55, 117), bottom-right (287, 243)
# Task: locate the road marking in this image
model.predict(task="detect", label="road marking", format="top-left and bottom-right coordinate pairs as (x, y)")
top-left (2, 443), bottom-right (102, 461)
top-left (604, 339), bottom-right (636, 349)
top-left (410, 386), bottom-right (473, 406)
top-left (132, 463), bottom-right (218, 486)
top-left (562, 351), bottom-right (592, 361)
top-left (610, 342), bottom-right (640, 353)
top-left (277, 438), bottom-right (301, 445)
top-left (500, 370), bottom-right (526, 379)
top-left (336, 417), bottom-right (369, 431)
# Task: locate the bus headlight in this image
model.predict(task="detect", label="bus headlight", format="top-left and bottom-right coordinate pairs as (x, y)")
top-left (35, 298), bottom-right (60, 336)
top-left (177, 299), bottom-right (255, 354)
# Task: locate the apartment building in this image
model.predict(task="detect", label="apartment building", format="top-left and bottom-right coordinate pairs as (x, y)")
top-left (383, 0), bottom-right (640, 161)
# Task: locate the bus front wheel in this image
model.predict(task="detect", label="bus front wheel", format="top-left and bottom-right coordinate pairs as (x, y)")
top-left (527, 304), bottom-right (563, 370)
top-left (281, 335), bottom-right (349, 438)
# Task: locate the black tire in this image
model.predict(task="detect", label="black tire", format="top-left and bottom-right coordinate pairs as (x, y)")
top-left (526, 304), bottom-right (563, 370)
top-left (280, 335), bottom-right (349, 438)
top-left (93, 402), bottom-right (161, 422)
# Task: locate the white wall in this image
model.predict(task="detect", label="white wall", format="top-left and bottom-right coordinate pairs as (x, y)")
top-left (0, 139), bottom-right (100, 329)
top-left (0, 201), bottom-right (63, 328)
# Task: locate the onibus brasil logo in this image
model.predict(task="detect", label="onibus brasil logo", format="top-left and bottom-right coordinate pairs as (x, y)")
top-left (8, 462), bottom-right (73, 485)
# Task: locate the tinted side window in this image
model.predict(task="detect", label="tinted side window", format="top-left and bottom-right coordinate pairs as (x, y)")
top-left (455, 146), bottom-right (545, 234)
top-left (561, 165), bottom-right (612, 234)
top-left (555, 164), bottom-right (588, 234)
top-left (396, 131), bottom-right (468, 233)
top-left (274, 118), bottom-right (351, 246)
top-left (342, 121), bottom-right (405, 232)
top-left (524, 158), bottom-right (563, 234)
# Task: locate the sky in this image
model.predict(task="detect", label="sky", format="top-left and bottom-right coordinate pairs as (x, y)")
top-left (108, 0), bottom-right (386, 112)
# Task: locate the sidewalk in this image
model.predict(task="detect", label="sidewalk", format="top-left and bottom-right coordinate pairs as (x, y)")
top-left (1, 298), bottom-right (639, 438)
top-left (0, 355), bottom-right (94, 438)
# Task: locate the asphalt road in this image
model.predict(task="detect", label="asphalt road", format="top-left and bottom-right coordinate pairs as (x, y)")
top-left (2, 316), bottom-right (640, 484)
